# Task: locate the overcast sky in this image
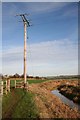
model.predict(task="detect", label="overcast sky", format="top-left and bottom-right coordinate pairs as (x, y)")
top-left (1, 2), bottom-right (78, 76)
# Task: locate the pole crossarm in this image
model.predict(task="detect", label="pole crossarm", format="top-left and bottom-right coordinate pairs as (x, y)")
top-left (21, 15), bottom-right (30, 27)
top-left (16, 14), bottom-right (30, 27)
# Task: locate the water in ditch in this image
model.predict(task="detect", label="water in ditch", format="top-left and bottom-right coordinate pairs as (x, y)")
top-left (51, 90), bottom-right (80, 111)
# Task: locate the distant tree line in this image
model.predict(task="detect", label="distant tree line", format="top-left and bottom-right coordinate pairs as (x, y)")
top-left (0, 73), bottom-right (79, 80)
top-left (47, 75), bottom-right (79, 80)
top-left (0, 73), bottom-right (46, 80)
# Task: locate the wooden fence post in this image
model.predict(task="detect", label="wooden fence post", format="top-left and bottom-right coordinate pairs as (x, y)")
top-left (1, 81), bottom-right (3, 95)
top-left (7, 79), bottom-right (10, 92)
top-left (15, 80), bottom-right (16, 88)
top-left (5, 80), bottom-right (7, 94)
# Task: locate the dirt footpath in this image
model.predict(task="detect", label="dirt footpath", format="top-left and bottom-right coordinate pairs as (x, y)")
top-left (29, 80), bottom-right (80, 119)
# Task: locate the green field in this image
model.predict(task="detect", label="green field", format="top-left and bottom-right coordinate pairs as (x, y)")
top-left (2, 88), bottom-right (39, 118)
top-left (28, 79), bottom-right (48, 84)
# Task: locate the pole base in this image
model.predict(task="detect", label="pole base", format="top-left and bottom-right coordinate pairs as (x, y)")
top-left (24, 82), bottom-right (28, 91)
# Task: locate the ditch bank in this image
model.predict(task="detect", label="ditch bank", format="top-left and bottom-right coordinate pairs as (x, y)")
top-left (51, 89), bottom-right (80, 110)
top-left (29, 79), bottom-right (80, 119)
top-left (58, 84), bottom-right (80, 104)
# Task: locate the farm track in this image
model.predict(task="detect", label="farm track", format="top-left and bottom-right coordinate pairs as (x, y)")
top-left (2, 88), bottom-right (25, 118)
top-left (2, 88), bottom-right (18, 118)
top-left (29, 80), bottom-right (80, 119)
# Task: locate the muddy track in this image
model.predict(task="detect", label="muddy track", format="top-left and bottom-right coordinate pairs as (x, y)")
top-left (2, 88), bottom-right (20, 118)
top-left (29, 80), bottom-right (80, 118)
top-left (2, 88), bottom-right (25, 118)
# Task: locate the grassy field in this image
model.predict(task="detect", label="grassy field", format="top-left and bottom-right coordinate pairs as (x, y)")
top-left (2, 88), bottom-right (39, 118)
top-left (28, 79), bottom-right (48, 84)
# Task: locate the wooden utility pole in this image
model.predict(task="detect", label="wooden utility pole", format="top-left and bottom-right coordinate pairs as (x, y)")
top-left (16, 14), bottom-right (30, 89)
top-left (24, 21), bottom-right (27, 86)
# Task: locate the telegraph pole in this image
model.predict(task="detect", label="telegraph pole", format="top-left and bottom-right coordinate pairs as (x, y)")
top-left (24, 19), bottom-right (27, 87)
top-left (16, 14), bottom-right (30, 89)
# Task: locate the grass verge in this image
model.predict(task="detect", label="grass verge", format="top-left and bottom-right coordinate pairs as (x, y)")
top-left (2, 88), bottom-right (39, 119)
